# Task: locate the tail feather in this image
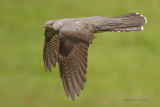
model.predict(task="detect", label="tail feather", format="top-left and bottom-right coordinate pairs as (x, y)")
top-left (109, 13), bottom-right (147, 32)
top-left (111, 26), bottom-right (144, 32)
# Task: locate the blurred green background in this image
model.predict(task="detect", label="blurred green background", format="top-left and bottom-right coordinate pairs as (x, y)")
top-left (0, 0), bottom-right (159, 107)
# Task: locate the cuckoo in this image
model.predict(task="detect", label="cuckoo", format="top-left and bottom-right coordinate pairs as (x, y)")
top-left (43, 13), bottom-right (147, 101)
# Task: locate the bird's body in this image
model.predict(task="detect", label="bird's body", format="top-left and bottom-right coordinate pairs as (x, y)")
top-left (43, 13), bottom-right (147, 101)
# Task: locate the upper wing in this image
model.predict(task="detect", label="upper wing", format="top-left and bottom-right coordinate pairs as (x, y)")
top-left (43, 29), bottom-right (60, 72)
top-left (58, 22), bottom-right (94, 101)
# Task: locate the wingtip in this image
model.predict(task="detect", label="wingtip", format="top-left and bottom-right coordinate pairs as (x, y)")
top-left (71, 96), bottom-right (75, 101)
top-left (48, 68), bottom-right (52, 73)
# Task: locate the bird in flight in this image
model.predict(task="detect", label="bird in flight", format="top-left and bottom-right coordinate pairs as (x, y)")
top-left (43, 13), bottom-right (147, 101)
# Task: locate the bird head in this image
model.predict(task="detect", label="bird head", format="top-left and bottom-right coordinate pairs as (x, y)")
top-left (43, 20), bottom-right (55, 28)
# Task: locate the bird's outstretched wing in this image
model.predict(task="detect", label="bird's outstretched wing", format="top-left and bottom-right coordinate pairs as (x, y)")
top-left (43, 29), bottom-right (59, 72)
top-left (58, 22), bottom-right (94, 101)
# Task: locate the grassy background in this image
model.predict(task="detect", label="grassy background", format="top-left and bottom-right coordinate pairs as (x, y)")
top-left (0, 0), bottom-right (159, 107)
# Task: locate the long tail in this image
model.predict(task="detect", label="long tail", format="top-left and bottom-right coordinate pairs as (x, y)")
top-left (93, 13), bottom-right (147, 32)
top-left (109, 13), bottom-right (147, 32)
